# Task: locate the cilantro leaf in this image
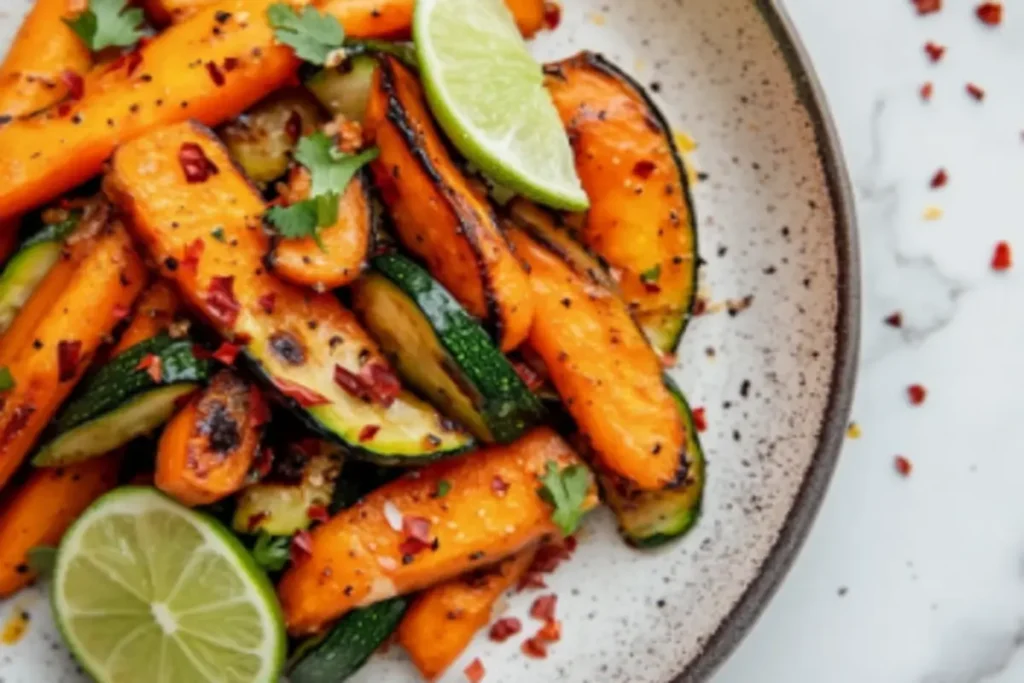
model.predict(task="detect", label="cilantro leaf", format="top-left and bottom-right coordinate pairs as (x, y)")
top-left (65, 0), bottom-right (145, 52)
top-left (250, 532), bottom-right (291, 573)
top-left (267, 4), bottom-right (344, 66)
top-left (435, 480), bottom-right (452, 498)
top-left (640, 264), bottom-right (661, 283)
top-left (294, 133), bottom-right (379, 198)
top-left (0, 367), bottom-right (14, 392)
top-left (537, 461), bottom-right (592, 536)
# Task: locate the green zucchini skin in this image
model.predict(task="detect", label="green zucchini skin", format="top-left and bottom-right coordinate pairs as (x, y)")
top-left (305, 55), bottom-right (378, 124)
top-left (352, 253), bottom-right (545, 444)
top-left (0, 215), bottom-right (79, 333)
top-left (602, 377), bottom-right (706, 548)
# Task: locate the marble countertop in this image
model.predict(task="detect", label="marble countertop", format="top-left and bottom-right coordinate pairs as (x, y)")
top-left (715, 1), bottom-right (1024, 681)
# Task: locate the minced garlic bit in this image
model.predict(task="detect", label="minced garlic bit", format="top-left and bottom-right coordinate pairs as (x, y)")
top-left (922, 206), bottom-right (943, 221)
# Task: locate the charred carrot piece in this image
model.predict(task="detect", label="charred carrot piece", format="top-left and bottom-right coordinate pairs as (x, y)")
top-left (503, 0), bottom-right (546, 37)
top-left (278, 428), bottom-right (596, 635)
top-left (113, 282), bottom-right (181, 352)
top-left (507, 228), bottom-right (687, 491)
top-left (398, 548), bottom-right (537, 680)
top-left (0, 223), bottom-right (146, 491)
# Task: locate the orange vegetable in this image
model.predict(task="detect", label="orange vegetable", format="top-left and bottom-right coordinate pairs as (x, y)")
top-left (503, 0), bottom-right (546, 37)
top-left (399, 548), bottom-right (537, 680)
top-left (0, 455), bottom-right (121, 597)
top-left (0, 223), bottom-right (146, 491)
top-left (544, 52), bottom-right (698, 353)
top-left (507, 228), bottom-right (686, 491)
top-left (113, 282), bottom-right (181, 352)
top-left (278, 427), bottom-right (595, 635)
top-left (366, 56), bottom-right (534, 351)
top-left (268, 170), bottom-right (372, 291)
top-left (142, 0), bottom-right (223, 25)
top-left (0, 0), bottom-right (431, 223)
top-left (156, 370), bottom-right (265, 507)
top-left (0, 0), bottom-right (92, 118)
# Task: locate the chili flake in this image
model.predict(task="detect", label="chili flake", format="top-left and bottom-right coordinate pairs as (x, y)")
top-left (537, 620), bottom-right (562, 642)
top-left (212, 342), bottom-right (241, 366)
top-left (179, 142), bottom-right (219, 183)
top-left (290, 530), bottom-right (313, 564)
top-left (976, 2), bottom-right (1003, 25)
top-left (923, 42), bottom-right (946, 62)
top-left (271, 376), bottom-right (330, 407)
top-left (307, 504), bottom-right (329, 523)
top-left (489, 617), bottom-right (522, 642)
top-left (135, 354), bottom-right (163, 383)
top-left (930, 168), bottom-right (948, 189)
top-left (907, 384), bottom-right (927, 405)
top-left (913, 0), bottom-right (941, 14)
top-left (358, 424), bottom-right (381, 442)
top-left (57, 340), bottom-right (83, 382)
top-left (258, 292), bottom-right (277, 314)
top-left (530, 594), bottom-right (558, 621)
top-left (521, 636), bottom-right (548, 659)
top-left (543, 1), bottom-right (562, 30)
top-left (692, 406), bottom-right (708, 432)
top-left (894, 455), bottom-right (913, 477)
top-left (632, 160), bottom-right (657, 179)
top-left (182, 238), bottom-right (204, 272)
top-left (205, 276), bottom-right (241, 327)
top-left (112, 303), bottom-right (130, 320)
top-left (360, 363), bottom-right (402, 407)
top-left (61, 70), bottom-right (84, 101)
top-left (253, 447), bottom-right (274, 478)
top-left (884, 312), bottom-right (903, 328)
top-left (491, 475), bottom-right (510, 497)
top-left (920, 82), bottom-right (934, 101)
top-left (966, 83), bottom-right (986, 101)
top-left (517, 572), bottom-right (548, 591)
top-left (464, 658), bottom-right (486, 683)
top-left (992, 241), bottom-right (1012, 271)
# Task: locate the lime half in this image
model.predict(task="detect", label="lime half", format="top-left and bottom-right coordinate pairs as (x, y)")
top-left (414, 0), bottom-right (589, 211)
top-left (52, 487), bottom-right (285, 683)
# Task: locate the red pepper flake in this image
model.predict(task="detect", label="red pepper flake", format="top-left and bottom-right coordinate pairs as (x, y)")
top-left (253, 446), bottom-right (273, 478)
top-left (358, 424), bottom-right (381, 442)
top-left (564, 535), bottom-right (578, 553)
top-left (930, 168), bottom-right (948, 189)
top-left (125, 49), bottom-right (144, 77)
top-left (135, 353), bottom-right (163, 383)
top-left (246, 511), bottom-right (268, 531)
top-left (517, 572), bottom-right (548, 591)
top-left (212, 342), bottom-right (241, 366)
top-left (258, 292), bottom-right (276, 314)
top-left (464, 658), bottom-right (486, 683)
top-left (530, 594), bottom-right (558, 621)
top-left (179, 142), bottom-right (219, 183)
top-left (222, 57), bottom-right (240, 72)
top-left (692, 406), bottom-right (708, 433)
top-left (205, 276), bottom-right (241, 328)
top-left (57, 340), bottom-right (83, 382)
top-left (360, 363), bottom-right (402, 408)
top-left (205, 61), bottom-right (226, 87)
top-left (250, 387), bottom-right (270, 427)
top-left (692, 297), bottom-right (707, 317)
top-left (543, 1), bottom-right (562, 30)
top-left (307, 504), bottom-right (329, 523)
top-left (966, 83), bottom-right (986, 101)
top-left (913, 0), bottom-right (941, 14)
top-left (530, 543), bottom-right (570, 574)
top-left (976, 2), bottom-right (1003, 25)
top-left (403, 516), bottom-right (432, 544)
top-left (512, 361), bottom-right (544, 392)
top-left (112, 303), bottom-right (131, 321)
top-left (537, 620), bottom-right (562, 642)
top-left (992, 241), bottom-right (1012, 271)
top-left (884, 311), bottom-right (904, 328)
top-left (284, 110), bottom-right (303, 144)
top-left (488, 617), bottom-right (522, 642)
top-left (290, 530), bottom-right (313, 564)
top-left (491, 475), bottom-right (510, 497)
top-left (521, 636), bottom-right (548, 659)
top-left (61, 69), bottom-right (84, 100)
top-left (182, 238), bottom-right (205, 272)
top-left (632, 160), bottom-right (656, 179)
top-left (271, 376), bottom-right (331, 407)
top-left (906, 384), bottom-right (927, 405)
top-left (923, 42), bottom-right (946, 62)
top-left (920, 82), bottom-right (934, 101)
top-left (894, 455), bottom-right (913, 477)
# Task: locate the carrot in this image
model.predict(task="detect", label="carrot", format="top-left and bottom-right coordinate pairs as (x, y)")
top-left (113, 282), bottom-right (181, 352)
top-left (507, 228), bottom-right (687, 491)
top-left (503, 0), bottom-right (546, 37)
top-left (398, 548), bottom-right (537, 680)
top-left (0, 455), bottom-right (121, 597)
top-left (0, 223), bottom-right (146, 492)
top-left (278, 427), bottom-right (595, 635)
top-left (268, 170), bottom-right (372, 291)
top-left (156, 370), bottom-right (265, 507)
top-left (141, 0), bottom-right (223, 26)
top-left (0, 0), bottom-right (92, 119)
top-left (0, 0), bottom-right (424, 223)
top-left (366, 56), bottom-right (535, 351)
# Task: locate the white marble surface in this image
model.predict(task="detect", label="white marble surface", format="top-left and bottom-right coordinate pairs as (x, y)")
top-left (716, 1), bottom-right (1024, 681)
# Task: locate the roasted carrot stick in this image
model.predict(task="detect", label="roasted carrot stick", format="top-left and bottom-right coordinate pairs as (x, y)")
top-left (0, 223), bottom-right (146, 491)
top-left (113, 282), bottom-right (181, 351)
top-left (278, 428), bottom-right (596, 635)
top-left (398, 549), bottom-right (537, 680)
top-left (0, 0), bottom-right (92, 118)
top-left (0, 455), bottom-right (121, 597)
top-left (503, 0), bottom-right (546, 37)
top-left (507, 228), bottom-right (687, 491)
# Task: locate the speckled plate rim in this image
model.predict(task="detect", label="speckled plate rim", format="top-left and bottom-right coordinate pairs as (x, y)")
top-left (677, 2), bottom-right (861, 681)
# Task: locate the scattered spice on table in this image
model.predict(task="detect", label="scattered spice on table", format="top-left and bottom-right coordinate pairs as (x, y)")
top-left (976, 2), bottom-right (1003, 25)
top-left (920, 82), bottom-right (934, 101)
top-left (923, 42), bottom-right (945, 62)
top-left (894, 456), bottom-right (913, 477)
top-left (966, 83), bottom-right (986, 101)
top-left (907, 384), bottom-right (927, 406)
top-left (884, 312), bottom-right (904, 328)
top-left (913, 0), bottom-right (942, 15)
top-left (930, 169), bottom-right (948, 189)
top-left (992, 241), bottom-right (1012, 271)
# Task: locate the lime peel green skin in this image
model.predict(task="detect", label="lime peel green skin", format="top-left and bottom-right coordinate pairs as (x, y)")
top-left (356, 252), bottom-right (546, 444)
top-left (52, 487), bottom-right (286, 683)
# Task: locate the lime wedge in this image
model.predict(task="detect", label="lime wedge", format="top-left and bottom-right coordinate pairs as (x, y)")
top-left (414, 0), bottom-right (589, 211)
top-left (51, 487), bottom-right (285, 683)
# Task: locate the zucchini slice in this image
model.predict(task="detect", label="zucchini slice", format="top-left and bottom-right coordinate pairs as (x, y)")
top-left (602, 379), bottom-right (706, 548)
top-left (352, 253), bottom-right (544, 443)
top-left (305, 55), bottom-right (377, 123)
top-left (33, 335), bottom-right (210, 466)
top-left (0, 214), bottom-right (78, 333)
top-left (544, 52), bottom-right (699, 354)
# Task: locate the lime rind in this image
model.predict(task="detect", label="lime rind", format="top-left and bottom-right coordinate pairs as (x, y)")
top-left (52, 487), bottom-right (286, 683)
top-left (414, 0), bottom-right (589, 211)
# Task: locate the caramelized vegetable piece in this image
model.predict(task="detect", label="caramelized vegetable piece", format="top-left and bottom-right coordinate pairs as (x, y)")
top-left (0, 0), bottom-right (92, 118)
top-left (0, 223), bottom-right (145, 491)
top-left (156, 370), bottom-right (265, 507)
top-left (399, 549), bottom-right (537, 680)
top-left (0, 455), bottom-right (120, 597)
top-left (365, 56), bottom-right (534, 352)
top-left (544, 52), bottom-right (698, 353)
top-left (268, 172), bottom-right (373, 290)
top-left (278, 428), bottom-right (596, 635)
top-left (503, 0), bottom-right (546, 37)
top-left (142, 0), bottom-right (224, 25)
top-left (0, 0), bottom-right (431, 223)
top-left (114, 281), bottom-right (181, 351)
top-left (108, 122), bottom-right (469, 461)
top-left (508, 228), bottom-right (687, 491)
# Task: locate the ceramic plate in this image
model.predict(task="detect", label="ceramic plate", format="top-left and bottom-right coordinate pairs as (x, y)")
top-left (0, 0), bottom-right (858, 680)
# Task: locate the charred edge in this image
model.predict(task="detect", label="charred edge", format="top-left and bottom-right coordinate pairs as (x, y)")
top-left (505, 206), bottom-right (614, 292)
top-left (184, 120), bottom-right (269, 207)
top-left (199, 400), bottom-right (242, 454)
top-left (377, 57), bottom-right (506, 344)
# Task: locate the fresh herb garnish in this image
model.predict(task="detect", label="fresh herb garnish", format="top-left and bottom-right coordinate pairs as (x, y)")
top-left (210, 226), bottom-right (226, 242)
top-left (435, 479), bottom-right (452, 498)
top-left (536, 461), bottom-right (591, 536)
top-left (640, 264), bottom-right (661, 284)
top-left (0, 367), bottom-right (14, 392)
top-left (267, 4), bottom-right (344, 66)
top-left (65, 0), bottom-right (145, 52)
top-left (250, 532), bottom-right (291, 572)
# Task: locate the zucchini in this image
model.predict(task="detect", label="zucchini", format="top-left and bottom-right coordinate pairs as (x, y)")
top-left (351, 253), bottom-right (545, 444)
top-left (305, 55), bottom-right (377, 123)
top-left (33, 335), bottom-right (211, 466)
top-left (0, 214), bottom-right (78, 333)
top-left (602, 379), bottom-right (706, 548)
